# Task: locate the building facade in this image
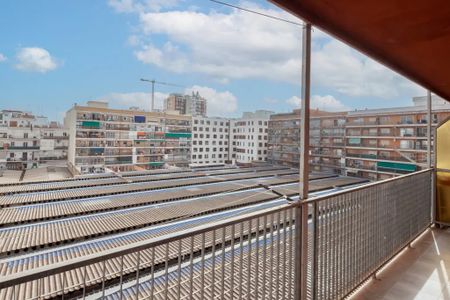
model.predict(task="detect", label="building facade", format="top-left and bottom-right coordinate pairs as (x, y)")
top-left (0, 110), bottom-right (68, 170)
top-left (65, 101), bottom-right (191, 174)
top-left (190, 111), bottom-right (273, 166)
top-left (267, 96), bottom-right (450, 180)
top-left (191, 116), bottom-right (231, 166)
top-left (231, 110), bottom-right (273, 165)
top-left (164, 92), bottom-right (207, 117)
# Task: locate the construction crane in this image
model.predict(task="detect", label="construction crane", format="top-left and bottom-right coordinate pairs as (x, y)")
top-left (140, 78), bottom-right (184, 112)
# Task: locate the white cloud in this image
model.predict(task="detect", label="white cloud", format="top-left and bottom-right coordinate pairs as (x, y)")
top-left (101, 85), bottom-right (238, 117)
top-left (108, 0), bottom-right (179, 13)
top-left (127, 35), bottom-right (141, 46)
top-left (286, 95), bottom-right (350, 112)
top-left (114, 3), bottom-right (424, 100)
top-left (103, 91), bottom-right (168, 111)
top-left (135, 8), bottom-right (302, 83)
top-left (312, 40), bottom-right (425, 99)
top-left (0, 53), bottom-right (6, 62)
top-left (15, 47), bottom-right (59, 73)
top-left (184, 85), bottom-right (238, 117)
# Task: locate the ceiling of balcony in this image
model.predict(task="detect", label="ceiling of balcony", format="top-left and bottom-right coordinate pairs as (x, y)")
top-left (271, 0), bottom-right (450, 101)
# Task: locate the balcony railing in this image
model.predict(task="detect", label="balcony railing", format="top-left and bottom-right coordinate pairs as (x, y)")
top-left (0, 169), bottom-right (432, 300)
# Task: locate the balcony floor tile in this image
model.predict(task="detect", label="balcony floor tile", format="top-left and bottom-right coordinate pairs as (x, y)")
top-left (351, 227), bottom-right (450, 300)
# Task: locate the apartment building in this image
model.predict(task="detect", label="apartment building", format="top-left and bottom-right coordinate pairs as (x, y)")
top-left (164, 92), bottom-right (207, 117)
top-left (40, 126), bottom-right (70, 162)
top-left (268, 96), bottom-right (450, 180)
top-left (267, 109), bottom-right (346, 173)
top-left (0, 110), bottom-right (68, 170)
top-left (190, 116), bottom-right (231, 166)
top-left (190, 110), bottom-right (273, 166)
top-left (65, 101), bottom-right (191, 174)
top-left (232, 110), bottom-right (273, 165)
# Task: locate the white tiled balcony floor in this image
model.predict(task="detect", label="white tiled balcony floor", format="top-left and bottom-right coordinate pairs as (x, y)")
top-left (351, 227), bottom-right (450, 300)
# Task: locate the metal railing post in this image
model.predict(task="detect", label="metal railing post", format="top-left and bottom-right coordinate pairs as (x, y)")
top-left (295, 21), bottom-right (312, 300)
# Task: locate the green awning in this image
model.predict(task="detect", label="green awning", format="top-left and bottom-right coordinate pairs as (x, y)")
top-left (82, 121), bottom-right (101, 129)
top-left (165, 132), bottom-right (192, 139)
top-left (377, 161), bottom-right (416, 172)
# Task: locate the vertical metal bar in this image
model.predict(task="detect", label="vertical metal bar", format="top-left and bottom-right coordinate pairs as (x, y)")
top-left (288, 208), bottom-right (294, 300)
top-left (312, 202), bottom-right (319, 300)
top-left (40, 277), bottom-right (44, 300)
top-left (119, 255), bottom-right (124, 300)
top-left (61, 271), bottom-right (66, 300)
top-left (330, 199), bottom-right (335, 299)
top-left (276, 211), bottom-right (281, 300)
top-left (270, 213), bottom-right (275, 300)
top-left (101, 260), bottom-right (107, 299)
top-left (82, 265), bottom-right (87, 300)
top-left (134, 252), bottom-right (141, 300)
top-left (150, 248), bottom-right (156, 300)
top-left (151, 81), bottom-right (155, 112)
top-left (177, 240), bottom-right (182, 299)
top-left (200, 232), bottom-right (206, 300)
top-left (262, 214), bottom-right (268, 300)
top-left (164, 243), bottom-right (170, 299)
top-left (231, 224), bottom-right (236, 298)
top-left (342, 194), bottom-right (350, 294)
top-left (296, 21), bottom-right (312, 300)
top-left (189, 236), bottom-right (194, 300)
top-left (239, 222), bottom-right (244, 300)
top-left (212, 229), bottom-right (217, 299)
top-left (255, 217), bottom-right (261, 299)
top-left (282, 209), bottom-right (288, 299)
top-left (247, 219), bottom-right (252, 300)
top-left (221, 227), bottom-right (226, 299)
top-left (345, 192), bottom-right (351, 293)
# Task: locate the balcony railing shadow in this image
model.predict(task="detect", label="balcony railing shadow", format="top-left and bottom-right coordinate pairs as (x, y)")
top-left (350, 228), bottom-right (450, 300)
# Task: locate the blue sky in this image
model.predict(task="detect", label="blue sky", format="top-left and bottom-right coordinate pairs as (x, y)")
top-left (0, 0), bottom-right (425, 121)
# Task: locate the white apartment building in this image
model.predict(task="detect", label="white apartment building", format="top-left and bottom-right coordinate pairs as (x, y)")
top-left (190, 110), bottom-right (273, 166)
top-left (0, 110), bottom-right (68, 170)
top-left (232, 110), bottom-right (273, 164)
top-left (191, 116), bottom-right (231, 166)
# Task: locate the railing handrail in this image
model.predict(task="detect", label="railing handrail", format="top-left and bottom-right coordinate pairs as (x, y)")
top-left (0, 203), bottom-right (293, 290)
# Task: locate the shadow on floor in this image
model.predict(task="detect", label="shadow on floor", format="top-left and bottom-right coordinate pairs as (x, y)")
top-left (351, 227), bottom-right (450, 300)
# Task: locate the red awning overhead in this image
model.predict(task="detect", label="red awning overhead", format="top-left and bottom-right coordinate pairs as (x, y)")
top-left (270, 0), bottom-right (450, 100)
